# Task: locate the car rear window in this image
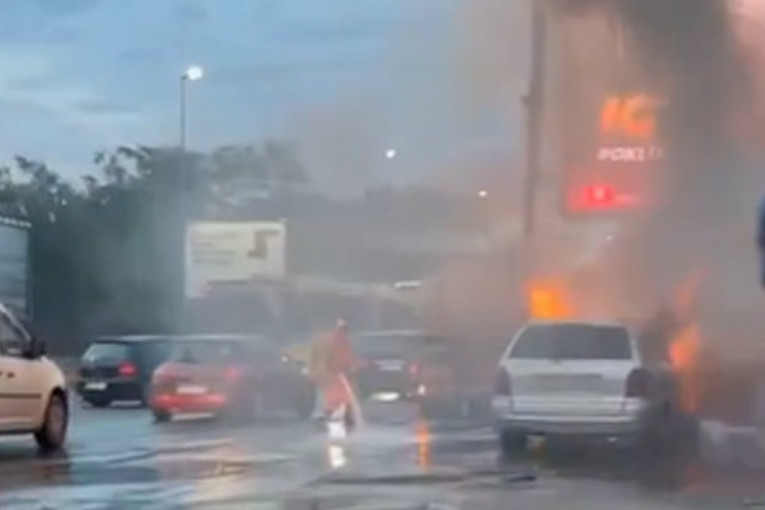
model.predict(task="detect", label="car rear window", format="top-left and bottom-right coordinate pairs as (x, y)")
top-left (170, 341), bottom-right (246, 364)
top-left (510, 324), bottom-right (632, 360)
top-left (352, 334), bottom-right (445, 358)
top-left (83, 342), bottom-right (131, 364)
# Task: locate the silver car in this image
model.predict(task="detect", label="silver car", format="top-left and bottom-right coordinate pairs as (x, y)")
top-left (492, 320), bottom-right (696, 459)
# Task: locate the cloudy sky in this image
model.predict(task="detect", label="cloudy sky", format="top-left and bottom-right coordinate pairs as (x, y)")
top-left (0, 0), bottom-right (528, 188)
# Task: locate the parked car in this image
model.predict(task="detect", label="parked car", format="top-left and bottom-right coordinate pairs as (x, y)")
top-left (351, 330), bottom-right (457, 411)
top-left (492, 320), bottom-right (698, 459)
top-left (149, 334), bottom-right (314, 423)
top-left (77, 336), bottom-right (172, 407)
top-left (0, 303), bottom-right (68, 451)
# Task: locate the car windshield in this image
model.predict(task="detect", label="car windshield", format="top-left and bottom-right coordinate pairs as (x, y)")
top-left (510, 324), bottom-right (632, 361)
top-left (83, 342), bottom-right (131, 364)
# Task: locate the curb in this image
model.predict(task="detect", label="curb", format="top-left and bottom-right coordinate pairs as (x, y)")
top-left (700, 421), bottom-right (765, 470)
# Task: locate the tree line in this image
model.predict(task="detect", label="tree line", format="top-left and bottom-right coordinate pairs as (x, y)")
top-left (1, 140), bottom-right (479, 354)
top-left (0, 142), bottom-right (307, 353)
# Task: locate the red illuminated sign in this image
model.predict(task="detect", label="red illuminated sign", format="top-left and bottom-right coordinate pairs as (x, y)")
top-left (585, 184), bottom-right (615, 206)
top-left (567, 183), bottom-right (642, 213)
top-left (559, 10), bottom-right (665, 218)
top-left (600, 94), bottom-right (662, 141)
top-left (563, 92), bottom-right (664, 215)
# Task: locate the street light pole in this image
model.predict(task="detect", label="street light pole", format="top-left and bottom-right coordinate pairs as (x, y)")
top-left (175, 65), bottom-right (204, 328)
top-left (179, 76), bottom-right (187, 151)
top-left (179, 65), bottom-right (203, 152)
top-left (522, 2), bottom-right (547, 240)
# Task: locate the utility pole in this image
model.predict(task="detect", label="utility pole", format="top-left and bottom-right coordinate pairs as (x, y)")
top-left (522, 1), bottom-right (547, 240)
top-left (179, 78), bottom-right (187, 152)
top-left (179, 66), bottom-right (203, 150)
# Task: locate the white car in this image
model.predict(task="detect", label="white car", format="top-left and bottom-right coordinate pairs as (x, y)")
top-left (0, 304), bottom-right (68, 452)
top-left (492, 320), bottom-right (695, 458)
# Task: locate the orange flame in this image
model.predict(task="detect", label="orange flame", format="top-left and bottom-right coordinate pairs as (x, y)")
top-left (669, 322), bottom-right (701, 412)
top-left (667, 268), bottom-right (706, 413)
top-left (527, 278), bottom-right (576, 320)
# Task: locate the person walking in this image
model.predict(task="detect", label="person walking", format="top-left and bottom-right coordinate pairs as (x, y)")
top-left (308, 319), bottom-right (362, 430)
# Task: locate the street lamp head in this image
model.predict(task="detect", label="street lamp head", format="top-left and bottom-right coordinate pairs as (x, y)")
top-left (478, 189), bottom-right (489, 199)
top-left (384, 149), bottom-right (397, 160)
top-left (183, 65), bottom-right (204, 82)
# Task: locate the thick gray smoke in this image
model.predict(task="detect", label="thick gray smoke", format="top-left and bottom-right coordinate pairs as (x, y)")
top-left (615, 0), bottom-right (752, 314)
top-left (550, 0), bottom-right (765, 358)
top-left (552, 0), bottom-right (752, 209)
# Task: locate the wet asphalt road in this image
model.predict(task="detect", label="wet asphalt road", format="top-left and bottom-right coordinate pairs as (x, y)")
top-left (0, 397), bottom-right (761, 509)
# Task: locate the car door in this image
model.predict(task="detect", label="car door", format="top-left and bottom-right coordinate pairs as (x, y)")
top-left (0, 351), bottom-right (18, 429)
top-left (0, 311), bottom-right (39, 429)
top-left (247, 342), bottom-right (294, 408)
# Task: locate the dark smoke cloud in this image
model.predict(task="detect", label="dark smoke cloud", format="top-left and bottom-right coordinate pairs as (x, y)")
top-left (551, 0), bottom-right (752, 207)
top-left (549, 0), bottom-right (764, 350)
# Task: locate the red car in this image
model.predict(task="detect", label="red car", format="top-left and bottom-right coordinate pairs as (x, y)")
top-left (149, 335), bottom-right (314, 423)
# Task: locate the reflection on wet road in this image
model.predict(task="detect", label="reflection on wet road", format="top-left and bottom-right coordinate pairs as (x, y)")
top-left (0, 399), bottom-right (762, 509)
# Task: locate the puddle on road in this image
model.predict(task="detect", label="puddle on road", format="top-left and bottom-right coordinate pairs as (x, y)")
top-left (0, 456), bottom-right (294, 510)
top-left (0, 442), bottom-right (296, 495)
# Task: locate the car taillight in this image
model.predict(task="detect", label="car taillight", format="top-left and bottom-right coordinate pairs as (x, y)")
top-left (494, 369), bottom-right (512, 396)
top-left (223, 366), bottom-right (241, 382)
top-left (408, 363), bottom-right (421, 379)
top-left (625, 368), bottom-right (649, 398)
top-left (118, 362), bottom-right (137, 377)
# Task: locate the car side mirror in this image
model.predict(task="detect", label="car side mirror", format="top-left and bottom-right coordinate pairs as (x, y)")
top-left (27, 337), bottom-right (46, 359)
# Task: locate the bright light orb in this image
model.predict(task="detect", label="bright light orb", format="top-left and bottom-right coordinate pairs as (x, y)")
top-left (184, 65), bottom-right (204, 81)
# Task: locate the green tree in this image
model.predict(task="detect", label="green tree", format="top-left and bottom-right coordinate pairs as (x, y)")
top-left (0, 139), bottom-right (307, 353)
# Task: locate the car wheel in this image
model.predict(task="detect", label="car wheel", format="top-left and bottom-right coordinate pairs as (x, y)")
top-left (35, 391), bottom-right (68, 452)
top-left (152, 409), bottom-right (172, 423)
top-left (498, 428), bottom-right (526, 463)
top-left (659, 411), bottom-right (700, 461)
top-left (637, 405), bottom-right (698, 462)
top-left (634, 410), bottom-right (699, 489)
top-left (636, 419), bottom-right (667, 461)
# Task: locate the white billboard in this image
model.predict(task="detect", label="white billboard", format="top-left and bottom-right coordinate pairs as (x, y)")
top-left (185, 221), bottom-right (286, 298)
top-left (0, 220), bottom-right (30, 318)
